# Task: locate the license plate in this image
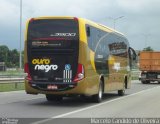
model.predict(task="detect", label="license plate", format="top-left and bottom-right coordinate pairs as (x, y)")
top-left (47, 85), bottom-right (58, 90)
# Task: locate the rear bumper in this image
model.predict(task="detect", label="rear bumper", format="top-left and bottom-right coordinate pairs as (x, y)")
top-left (25, 79), bottom-right (98, 96)
top-left (29, 81), bottom-right (77, 92)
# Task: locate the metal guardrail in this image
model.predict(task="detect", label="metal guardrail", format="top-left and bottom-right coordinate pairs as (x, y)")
top-left (0, 78), bottom-right (24, 83)
top-left (0, 74), bottom-right (25, 83)
top-left (0, 77), bottom-right (25, 90)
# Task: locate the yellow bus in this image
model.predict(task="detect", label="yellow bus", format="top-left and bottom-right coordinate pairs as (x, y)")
top-left (24, 17), bottom-right (136, 103)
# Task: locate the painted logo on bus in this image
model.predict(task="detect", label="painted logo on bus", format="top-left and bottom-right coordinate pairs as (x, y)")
top-left (32, 59), bottom-right (58, 72)
top-left (65, 64), bottom-right (71, 70)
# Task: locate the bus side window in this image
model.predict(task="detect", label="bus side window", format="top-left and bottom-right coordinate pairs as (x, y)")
top-left (87, 26), bottom-right (90, 37)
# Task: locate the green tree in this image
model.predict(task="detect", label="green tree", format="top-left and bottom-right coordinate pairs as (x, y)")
top-left (21, 50), bottom-right (24, 68)
top-left (0, 45), bottom-right (24, 68)
top-left (0, 45), bottom-right (9, 63)
top-left (7, 49), bottom-right (19, 68)
top-left (143, 46), bottom-right (154, 51)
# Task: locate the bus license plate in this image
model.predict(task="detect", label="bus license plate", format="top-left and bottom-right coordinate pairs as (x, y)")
top-left (47, 85), bottom-right (58, 90)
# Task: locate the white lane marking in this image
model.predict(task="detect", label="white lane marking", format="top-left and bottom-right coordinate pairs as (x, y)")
top-left (32, 85), bottom-right (160, 124)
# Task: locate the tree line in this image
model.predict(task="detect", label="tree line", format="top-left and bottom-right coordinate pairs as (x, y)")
top-left (0, 45), bottom-right (24, 68)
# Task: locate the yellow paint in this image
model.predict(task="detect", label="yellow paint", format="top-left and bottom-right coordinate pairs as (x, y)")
top-left (108, 55), bottom-right (115, 65)
top-left (89, 50), bottom-right (96, 71)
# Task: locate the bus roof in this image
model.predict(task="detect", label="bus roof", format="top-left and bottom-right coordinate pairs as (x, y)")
top-left (28, 16), bottom-right (125, 37)
top-left (79, 18), bottom-right (124, 36)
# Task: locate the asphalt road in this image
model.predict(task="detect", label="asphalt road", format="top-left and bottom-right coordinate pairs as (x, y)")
top-left (0, 80), bottom-right (160, 124)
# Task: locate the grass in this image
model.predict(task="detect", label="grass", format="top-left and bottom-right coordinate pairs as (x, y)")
top-left (0, 82), bottom-right (24, 92)
top-left (0, 70), bottom-right (25, 92)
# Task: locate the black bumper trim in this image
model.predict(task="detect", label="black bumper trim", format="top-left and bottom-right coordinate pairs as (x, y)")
top-left (29, 81), bottom-right (77, 91)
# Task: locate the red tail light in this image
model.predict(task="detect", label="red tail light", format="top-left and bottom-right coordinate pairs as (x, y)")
top-left (73, 64), bottom-right (84, 82)
top-left (24, 63), bottom-right (32, 81)
top-left (74, 17), bottom-right (78, 21)
top-left (29, 18), bottom-right (35, 23)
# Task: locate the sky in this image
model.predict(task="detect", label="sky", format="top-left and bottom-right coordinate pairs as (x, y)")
top-left (0, 0), bottom-right (160, 51)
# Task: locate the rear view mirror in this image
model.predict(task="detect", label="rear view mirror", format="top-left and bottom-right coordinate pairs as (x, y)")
top-left (128, 47), bottom-right (137, 61)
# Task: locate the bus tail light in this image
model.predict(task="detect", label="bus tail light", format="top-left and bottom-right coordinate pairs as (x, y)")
top-left (73, 64), bottom-right (84, 82)
top-left (24, 63), bottom-right (32, 81)
top-left (73, 17), bottom-right (78, 21)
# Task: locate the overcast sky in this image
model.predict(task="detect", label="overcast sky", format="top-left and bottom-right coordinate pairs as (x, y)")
top-left (0, 0), bottom-right (160, 50)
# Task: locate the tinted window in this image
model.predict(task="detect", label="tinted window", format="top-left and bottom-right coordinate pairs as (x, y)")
top-left (86, 25), bottom-right (129, 75)
top-left (86, 25), bottom-right (106, 51)
top-left (28, 19), bottom-right (79, 48)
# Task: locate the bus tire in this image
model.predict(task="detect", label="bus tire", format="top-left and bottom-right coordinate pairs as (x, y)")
top-left (118, 89), bottom-right (125, 96)
top-left (92, 80), bottom-right (103, 103)
top-left (118, 79), bottom-right (126, 96)
top-left (46, 94), bottom-right (63, 101)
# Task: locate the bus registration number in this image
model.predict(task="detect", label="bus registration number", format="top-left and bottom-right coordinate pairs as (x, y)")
top-left (47, 85), bottom-right (58, 90)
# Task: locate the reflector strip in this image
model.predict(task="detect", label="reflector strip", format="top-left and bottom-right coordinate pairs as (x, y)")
top-left (63, 70), bottom-right (65, 82)
top-left (63, 70), bottom-right (72, 82)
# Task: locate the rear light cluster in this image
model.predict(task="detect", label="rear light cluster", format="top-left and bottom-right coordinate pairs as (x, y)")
top-left (73, 64), bottom-right (84, 82)
top-left (24, 63), bottom-right (84, 82)
top-left (24, 63), bottom-right (32, 81)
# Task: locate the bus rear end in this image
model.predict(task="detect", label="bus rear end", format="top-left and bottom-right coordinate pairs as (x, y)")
top-left (24, 17), bottom-right (85, 98)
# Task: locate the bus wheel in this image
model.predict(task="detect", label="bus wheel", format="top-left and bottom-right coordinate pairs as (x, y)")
top-left (118, 89), bottom-right (125, 96)
top-left (46, 94), bottom-right (63, 102)
top-left (118, 80), bottom-right (125, 96)
top-left (92, 80), bottom-right (103, 103)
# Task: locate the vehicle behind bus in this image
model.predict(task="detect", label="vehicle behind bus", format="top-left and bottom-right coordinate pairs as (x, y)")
top-left (139, 51), bottom-right (160, 84)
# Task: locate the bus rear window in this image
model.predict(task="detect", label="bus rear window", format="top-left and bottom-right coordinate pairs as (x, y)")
top-left (27, 19), bottom-right (79, 48)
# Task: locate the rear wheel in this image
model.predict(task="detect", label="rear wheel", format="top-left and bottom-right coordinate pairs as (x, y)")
top-left (46, 94), bottom-right (63, 102)
top-left (118, 78), bottom-right (126, 96)
top-left (92, 80), bottom-right (103, 103)
top-left (118, 89), bottom-right (125, 96)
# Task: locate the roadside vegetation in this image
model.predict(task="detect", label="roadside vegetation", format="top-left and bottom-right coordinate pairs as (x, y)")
top-left (0, 83), bottom-right (24, 92)
top-left (0, 45), bottom-right (24, 68)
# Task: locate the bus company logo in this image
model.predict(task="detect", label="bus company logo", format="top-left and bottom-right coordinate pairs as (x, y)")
top-left (50, 33), bottom-right (76, 37)
top-left (32, 59), bottom-right (58, 72)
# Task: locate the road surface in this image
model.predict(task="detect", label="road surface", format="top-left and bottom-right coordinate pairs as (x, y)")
top-left (0, 80), bottom-right (160, 124)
